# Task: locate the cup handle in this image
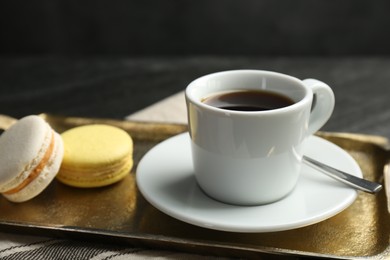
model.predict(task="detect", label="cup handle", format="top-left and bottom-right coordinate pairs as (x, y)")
top-left (302, 79), bottom-right (335, 135)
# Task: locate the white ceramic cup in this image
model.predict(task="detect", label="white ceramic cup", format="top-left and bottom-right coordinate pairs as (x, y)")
top-left (185, 70), bottom-right (335, 205)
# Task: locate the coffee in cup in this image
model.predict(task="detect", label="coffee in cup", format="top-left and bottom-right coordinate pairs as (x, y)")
top-left (202, 89), bottom-right (295, 112)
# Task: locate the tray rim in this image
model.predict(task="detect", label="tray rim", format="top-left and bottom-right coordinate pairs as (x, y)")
top-left (0, 221), bottom-right (368, 259)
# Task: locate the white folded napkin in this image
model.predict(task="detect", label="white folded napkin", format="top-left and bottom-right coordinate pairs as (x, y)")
top-left (126, 91), bottom-right (187, 124)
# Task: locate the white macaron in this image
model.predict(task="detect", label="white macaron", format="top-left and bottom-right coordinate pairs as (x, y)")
top-left (0, 115), bottom-right (64, 202)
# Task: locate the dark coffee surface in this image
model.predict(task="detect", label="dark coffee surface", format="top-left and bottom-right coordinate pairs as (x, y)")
top-left (202, 90), bottom-right (294, 111)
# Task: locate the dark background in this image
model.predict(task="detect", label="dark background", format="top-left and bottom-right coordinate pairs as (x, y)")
top-left (1, 0), bottom-right (390, 57)
top-left (1, 0), bottom-right (390, 138)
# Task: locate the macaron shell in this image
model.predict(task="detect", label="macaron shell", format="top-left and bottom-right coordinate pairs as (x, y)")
top-left (58, 124), bottom-right (133, 188)
top-left (0, 115), bottom-right (50, 189)
top-left (3, 132), bottom-right (64, 202)
top-left (61, 125), bottom-right (133, 167)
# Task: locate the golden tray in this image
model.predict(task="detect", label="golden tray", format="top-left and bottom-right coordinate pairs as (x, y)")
top-left (0, 114), bottom-right (389, 259)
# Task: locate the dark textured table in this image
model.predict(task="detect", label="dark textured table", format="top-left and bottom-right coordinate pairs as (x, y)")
top-left (1, 56), bottom-right (389, 139)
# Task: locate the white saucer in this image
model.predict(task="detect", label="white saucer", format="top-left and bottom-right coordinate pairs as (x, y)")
top-left (136, 133), bottom-right (361, 233)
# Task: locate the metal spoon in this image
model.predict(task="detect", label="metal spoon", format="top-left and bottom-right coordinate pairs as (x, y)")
top-left (302, 155), bottom-right (382, 194)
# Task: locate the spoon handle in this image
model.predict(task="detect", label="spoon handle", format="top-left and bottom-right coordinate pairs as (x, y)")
top-left (302, 155), bottom-right (382, 194)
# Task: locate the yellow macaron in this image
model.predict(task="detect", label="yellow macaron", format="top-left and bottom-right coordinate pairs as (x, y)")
top-left (57, 124), bottom-right (133, 188)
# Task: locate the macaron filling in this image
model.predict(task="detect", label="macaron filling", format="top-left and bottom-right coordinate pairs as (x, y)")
top-left (59, 154), bottom-right (132, 175)
top-left (57, 154), bottom-right (133, 187)
top-left (2, 131), bottom-right (55, 195)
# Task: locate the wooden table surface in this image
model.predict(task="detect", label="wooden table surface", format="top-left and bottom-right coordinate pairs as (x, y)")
top-left (0, 56), bottom-right (389, 139)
